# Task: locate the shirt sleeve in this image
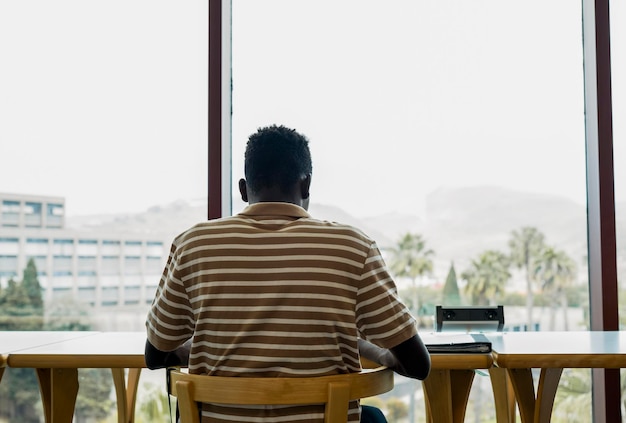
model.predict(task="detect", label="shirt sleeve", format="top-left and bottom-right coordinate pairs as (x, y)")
top-left (355, 242), bottom-right (418, 349)
top-left (145, 239), bottom-right (195, 352)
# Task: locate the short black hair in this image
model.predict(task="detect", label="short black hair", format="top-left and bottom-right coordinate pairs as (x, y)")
top-left (244, 125), bottom-right (313, 195)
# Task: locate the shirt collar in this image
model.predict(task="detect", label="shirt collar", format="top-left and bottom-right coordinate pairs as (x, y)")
top-left (239, 202), bottom-right (311, 219)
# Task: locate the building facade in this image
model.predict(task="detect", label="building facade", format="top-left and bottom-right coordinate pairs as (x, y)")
top-left (0, 193), bottom-right (168, 311)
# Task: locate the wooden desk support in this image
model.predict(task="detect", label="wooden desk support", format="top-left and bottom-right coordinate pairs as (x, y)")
top-left (422, 353), bottom-right (493, 423)
top-left (36, 368), bottom-right (79, 423)
top-left (0, 355), bottom-right (6, 384)
top-left (506, 368), bottom-right (562, 423)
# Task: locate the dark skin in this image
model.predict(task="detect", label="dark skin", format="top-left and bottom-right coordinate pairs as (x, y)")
top-left (145, 174), bottom-right (431, 380)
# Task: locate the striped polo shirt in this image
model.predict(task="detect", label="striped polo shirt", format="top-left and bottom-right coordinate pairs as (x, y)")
top-left (146, 202), bottom-right (417, 423)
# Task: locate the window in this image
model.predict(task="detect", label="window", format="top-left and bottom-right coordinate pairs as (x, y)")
top-left (25, 238), bottom-right (49, 255)
top-left (46, 203), bottom-right (64, 228)
top-left (52, 239), bottom-right (74, 255)
top-left (124, 241), bottom-right (142, 256)
top-left (232, 0), bottom-right (588, 327)
top-left (1, 200), bottom-right (20, 227)
top-left (231, 1), bottom-right (590, 420)
top-left (24, 202), bottom-right (42, 227)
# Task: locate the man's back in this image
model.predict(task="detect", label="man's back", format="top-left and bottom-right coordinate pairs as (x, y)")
top-left (146, 202), bottom-right (417, 422)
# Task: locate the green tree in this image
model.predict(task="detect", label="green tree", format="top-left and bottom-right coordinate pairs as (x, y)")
top-left (388, 233), bottom-right (434, 315)
top-left (461, 250), bottom-right (511, 306)
top-left (441, 262), bottom-right (462, 306)
top-left (508, 227), bottom-right (545, 331)
top-left (22, 258), bottom-right (43, 310)
top-left (0, 261), bottom-right (45, 422)
top-left (534, 246), bottom-right (577, 330)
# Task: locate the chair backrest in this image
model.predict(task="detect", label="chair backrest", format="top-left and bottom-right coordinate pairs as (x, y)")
top-left (168, 366), bottom-right (394, 423)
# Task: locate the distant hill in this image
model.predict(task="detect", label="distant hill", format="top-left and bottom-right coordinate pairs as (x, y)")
top-left (67, 186), bottom-right (609, 275)
top-left (421, 186), bottom-right (588, 267)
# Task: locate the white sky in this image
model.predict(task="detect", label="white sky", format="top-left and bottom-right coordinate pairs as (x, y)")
top-left (1, 1), bottom-right (624, 218)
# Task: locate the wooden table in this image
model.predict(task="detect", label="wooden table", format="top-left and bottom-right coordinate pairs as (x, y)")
top-left (0, 331), bottom-right (98, 383)
top-left (486, 331), bottom-right (626, 423)
top-left (6, 331), bottom-right (146, 423)
top-left (420, 332), bottom-right (513, 423)
top-left (2, 330), bottom-right (506, 423)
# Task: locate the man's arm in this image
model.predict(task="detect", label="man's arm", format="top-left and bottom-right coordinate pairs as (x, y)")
top-left (144, 338), bottom-right (192, 370)
top-left (358, 335), bottom-right (431, 380)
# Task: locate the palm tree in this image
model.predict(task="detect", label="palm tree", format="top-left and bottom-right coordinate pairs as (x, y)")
top-left (508, 227), bottom-right (545, 331)
top-left (534, 246), bottom-right (577, 330)
top-left (461, 250), bottom-right (511, 306)
top-left (387, 233), bottom-right (434, 315)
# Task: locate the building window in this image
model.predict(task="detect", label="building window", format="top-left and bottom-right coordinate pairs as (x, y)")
top-left (146, 256), bottom-right (164, 275)
top-left (46, 203), bottom-right (64, 228)
top-left (52, 239), bottom-right (74, 255)
top-left (24, 202), bottom-right (42, 227)
top-left (77, 239), bottom-right (98, 256)
top-left (124, 256), bottom-right (142, 275)
top-left (0, 238), bottom-right (19, 255)
top-left (52, 287), bottom-right (72, 299)
top-left (77, 256), bottom-right (97, 273)
top-left (101, 286), bottom-right (119, 306)
top-left (124, 241), bottom-right (142, 256)
top-left (25, 238), bottom-right (49, 255)
top-left (78, 286), bottom-right (96, 304)
top-left (0, 255), bottom-right (18, 278)
top-left (124, 285), bottom-right (141, 305)
top-left (146, 241), bottom-right (164, 256)
top-left (101, 256), bottom-right (121, 276)
top-left (102, 240), bottom-right (121, 255)
top-left (1, 200), bottom-right (20, 227)
top-left (53, 255), bottom-right (72, 274)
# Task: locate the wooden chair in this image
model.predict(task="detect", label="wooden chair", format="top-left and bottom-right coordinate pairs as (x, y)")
top-left (168, 366), bottom-right (394, 423)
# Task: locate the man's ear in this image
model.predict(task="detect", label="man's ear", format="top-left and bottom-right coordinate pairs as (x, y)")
top-left (238, 178), bottom-right (249, 202)
top-left (300, 174), bottom-right (312, 200)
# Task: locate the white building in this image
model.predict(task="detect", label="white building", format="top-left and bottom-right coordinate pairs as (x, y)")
top-left (0, 192), bottom-right (169, 311)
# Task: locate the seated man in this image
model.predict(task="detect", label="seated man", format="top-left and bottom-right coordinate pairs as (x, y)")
top-left (145, 124), bottom-right (431, 423)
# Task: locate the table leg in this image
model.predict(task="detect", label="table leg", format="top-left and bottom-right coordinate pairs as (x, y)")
top-left (126, 368), bottom-right (142, 423)
top-left (534, 368), bottom-right (562, 423)
top-left (36, 368), bottom-right (79, 423)
top-left (423, 369), bottom-right (475, 423)
top-left (111, 368), bottom-right (142, 423)
top-left (490, 367), bottom-right (516, 423)
top-left (0, 355), bottom-right (6, 383)
top-left (112, 369), bottom-right (128, 423)
top-left (507, 368), bottom-right (563, 423)
top-left (507, 368), bottom-right (535, 423)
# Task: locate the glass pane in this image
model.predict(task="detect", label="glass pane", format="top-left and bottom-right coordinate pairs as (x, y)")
top-left (0, 1), bottom-right (208, 420)
top-left (232, 1), bottom-right (588, 421)
top-left (0, 1), bottom-right (208, 318)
